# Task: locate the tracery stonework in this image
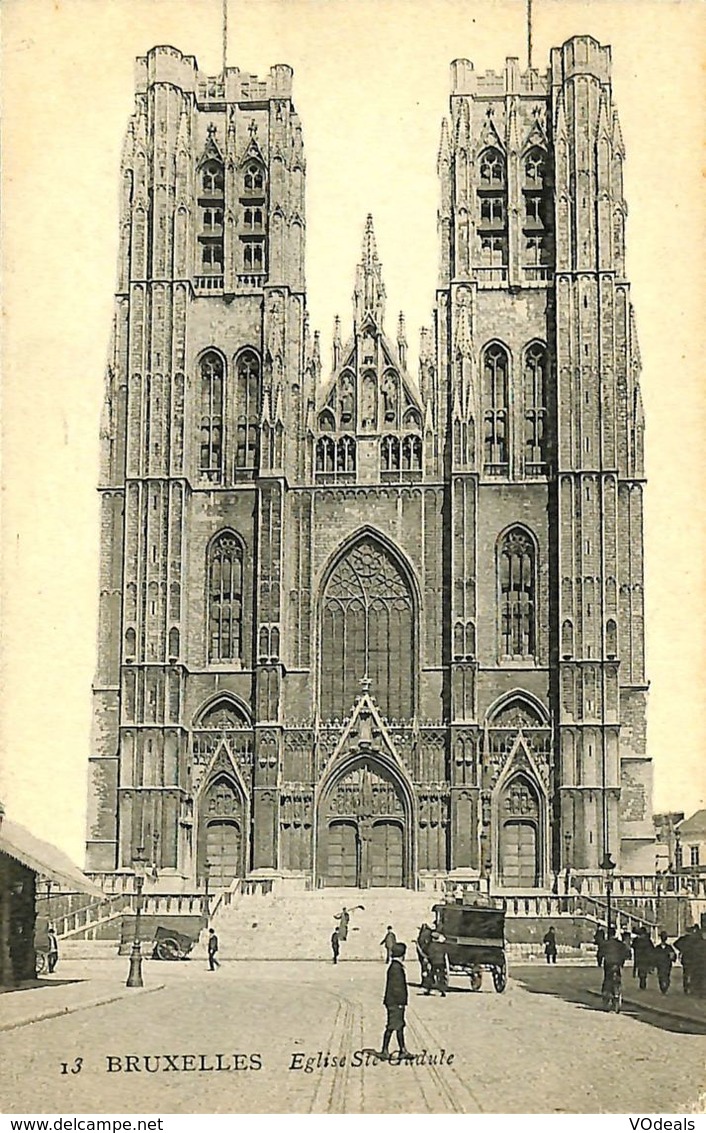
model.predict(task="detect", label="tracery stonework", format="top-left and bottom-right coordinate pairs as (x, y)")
top-left (86, 35), bottom-right (654, 890)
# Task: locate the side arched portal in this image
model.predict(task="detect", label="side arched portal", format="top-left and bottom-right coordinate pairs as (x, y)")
top-left (197, 773), bottom-right (246, 887)
top-left (317, 755), bottom-right (413, 888)
top-left (497, 773), bottom-right (543, 888)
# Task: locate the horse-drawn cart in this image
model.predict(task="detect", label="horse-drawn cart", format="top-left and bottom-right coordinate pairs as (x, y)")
top-left (432, 895), bottom-right (507, 992)
top-left (150, 925), bottom-right (200, 961)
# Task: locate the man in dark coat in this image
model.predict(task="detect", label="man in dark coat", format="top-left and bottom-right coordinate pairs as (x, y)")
top-left (46, 925), bottom-right (59, 974)
top-left (377, 941), bottom-right (412, 1061)
top-left (423, 933), bottom-right (449, 996)
top-left (207, 927), bottom-right (220, 971)
top-left (380, 926), bottom-right (397, 962)
top-left (632, 927), bottom-right (656, 990)
top-left (674, 925), bottom-right (699, 994)
top-left (600, 927), bottom-right (629, 1006)
top-left (594, 926), bottom-right (606, 967)
top-left (416, 924), bottom-right (432, 986)
top-left (680, 926), bottom-right (706, 997)
top-left (543, 926), bottom-right (558, 964)
top-left (331, 928), bottom-right (340, 965)
top-left (654, 931), bottom-right (677, 994)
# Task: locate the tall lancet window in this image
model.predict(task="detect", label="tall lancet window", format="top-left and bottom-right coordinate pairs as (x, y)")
top-left (320, 537), bottom-right (414, 721)
top-left (482, 343), bottom-right (509, 473)
top-left (240, 161), bottom-right (267, 278)
top-left (477, 148), bottom-right (507, 274)
top-left (498, 528), bottom-right (536, 659)
top-left (522, 147), bottom-right (552, 277)
top-left (198, 159), bottom-right (225, 277)
top-left (208, 532), bottom-right (243, 663)
top-left (235, 350), bottom-right (260, 470)
top-left (523, 343), bottom-right (548, 474)
top-left (199, 351), bottom-right (224, 480)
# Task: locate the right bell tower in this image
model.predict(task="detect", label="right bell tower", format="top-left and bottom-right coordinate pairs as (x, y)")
top-left (435, 34), bottom-right (653, 883)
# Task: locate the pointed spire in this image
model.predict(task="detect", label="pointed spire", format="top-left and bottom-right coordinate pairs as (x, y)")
top-left (332, 315), bottom-right (342, 370)
top-left (397, 312), bottom-right (407, 370)
top-left (424, 398), bottom-right (434, 435)
top-left (312, 330), bottom-right (322, 381)
top-left (274, 384), bottom-right (285, 425)
top-left (612, 109), bottom-right (625, 158)
top-left (437, 117), bottom-right (451, 172)
top-left (597, 91), bottom-right (611, 140)
top-left (353, 214), bottom-right (386, 327)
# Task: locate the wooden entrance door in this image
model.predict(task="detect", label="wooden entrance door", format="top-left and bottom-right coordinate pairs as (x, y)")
top-left (501, 821), bottom-right (538, 887)
top-left (325, 820), bottom-right (359, 887)
top-left (370, 821), bottom-right (404, 887)
top-left (205, 819), bottom-right (241, 887)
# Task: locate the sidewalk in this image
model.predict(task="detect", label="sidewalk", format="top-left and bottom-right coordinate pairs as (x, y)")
top-left (0, 962), bottom-right (164, 1032)
top-left (586, 975), bottom-right (706, 1026)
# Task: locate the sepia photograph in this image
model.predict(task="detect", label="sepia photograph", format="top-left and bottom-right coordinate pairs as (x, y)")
top-left (1, 0), bottom-right (705, 1118)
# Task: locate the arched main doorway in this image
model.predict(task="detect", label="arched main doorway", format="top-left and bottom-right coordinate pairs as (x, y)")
top-left (197, 774), bottom-right (246, 887)
top-left (318, 756), bottom-right (411, 888)
top-left (497, 774), bottom-right (542, 888)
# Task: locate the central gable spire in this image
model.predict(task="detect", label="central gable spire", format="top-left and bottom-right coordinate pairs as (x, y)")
top-left (353, 214), bottom-right (386, 328)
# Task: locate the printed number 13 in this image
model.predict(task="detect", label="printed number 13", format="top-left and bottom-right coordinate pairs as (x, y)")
top-left (60, 1058), bottom-right (83, 1075)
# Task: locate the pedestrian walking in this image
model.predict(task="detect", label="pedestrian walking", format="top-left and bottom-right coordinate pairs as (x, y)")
top-left (331, 928), bottom-right (340, 965)
top-left (207, 927), bottom-right (220, 970)
top-left (46, 925), bottom-right (59, 974)
top-left (416, 923), bottom-right (432, 986)
top-left (654, 931), bottom-right (677, 995)
top-left (690, 926), bottom-right (706, 998)
top-left (543, 926), bottom-right (558, 964)
top-left (377, 941), bottom-right (413, 1062)
top-left (632, 927), bottom-right (655, 990)
top-left (423, 933), bottom-right (449, 996)
top-left (380, 926), bottom-right (397, 962)
top-left (674, 925), bottom-right (700, 994)
top-left (600, 927), bottom-right (629, 1010)
top-left (594, 926), bottom-right (606, 967)
top-left (335, 907), bottom-right (350, 942)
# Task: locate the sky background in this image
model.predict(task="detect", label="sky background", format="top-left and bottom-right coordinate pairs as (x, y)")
top-left (2, 0), bottom-right (705, 866)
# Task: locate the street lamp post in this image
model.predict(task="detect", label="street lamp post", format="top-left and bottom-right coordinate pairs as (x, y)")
top-left (126, 846), bottom-right (147, 988)
top-left (599, 852), bottom-right (616, 934)
top-left (674, 831), bottom-right (683, 935)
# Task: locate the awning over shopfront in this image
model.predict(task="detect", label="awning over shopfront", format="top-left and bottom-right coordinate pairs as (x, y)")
top-left (0, 814), bottom-right (103, 897)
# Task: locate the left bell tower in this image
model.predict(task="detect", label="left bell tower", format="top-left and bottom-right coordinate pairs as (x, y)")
top-left (86, 46), bottom-right (309, 878)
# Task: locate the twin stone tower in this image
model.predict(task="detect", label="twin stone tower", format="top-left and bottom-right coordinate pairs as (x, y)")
top-left (86, 35), bottom-right (653, 894)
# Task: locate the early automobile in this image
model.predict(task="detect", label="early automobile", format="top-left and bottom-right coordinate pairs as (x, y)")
top-left (431, 894), bottom-right (507, 992)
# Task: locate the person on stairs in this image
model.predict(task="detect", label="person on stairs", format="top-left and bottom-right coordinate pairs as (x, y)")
top-left (377, 942), bottom-right (413, 1062)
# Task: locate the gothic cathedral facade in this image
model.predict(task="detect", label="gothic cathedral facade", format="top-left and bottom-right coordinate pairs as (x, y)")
top-left (86, 35), bottom-right (654, 892)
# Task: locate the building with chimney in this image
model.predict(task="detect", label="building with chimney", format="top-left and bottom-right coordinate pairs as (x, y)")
top-left (86, 35), bottom-right (653, 892)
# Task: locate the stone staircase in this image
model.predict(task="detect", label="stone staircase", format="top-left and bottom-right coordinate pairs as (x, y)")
top-left (211, 888), bottom-right (435, 960)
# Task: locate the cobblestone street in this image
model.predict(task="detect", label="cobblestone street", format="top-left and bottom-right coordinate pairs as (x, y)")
top-left (1, 960), bottom-right (705, 1114)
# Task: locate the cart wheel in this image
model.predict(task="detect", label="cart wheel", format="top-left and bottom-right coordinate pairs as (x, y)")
top-left (492, 965), bottom-right (507, 993)
top-left (155, 937), bottom-right (182, 961)
top-left (470, 969), bottom-right (483, 992)
top-left (35, 951), bottom-right (47, 975)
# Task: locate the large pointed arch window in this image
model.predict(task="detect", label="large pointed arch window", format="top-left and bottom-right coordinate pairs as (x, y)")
top-left (235, 350), bottom-right (260, 470)
top-left (498, 528), bottom-right (536, 659)
top-left (483, 343), bottom-right (509, 474)
top-left (199, 351), bottom-right (224, 480)
top-left (320, 537), bottom-right (414, 721)
top-left (523, 342), bottom-right (548, 475)
top-left (208, 532), bottom-right (243, 662)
